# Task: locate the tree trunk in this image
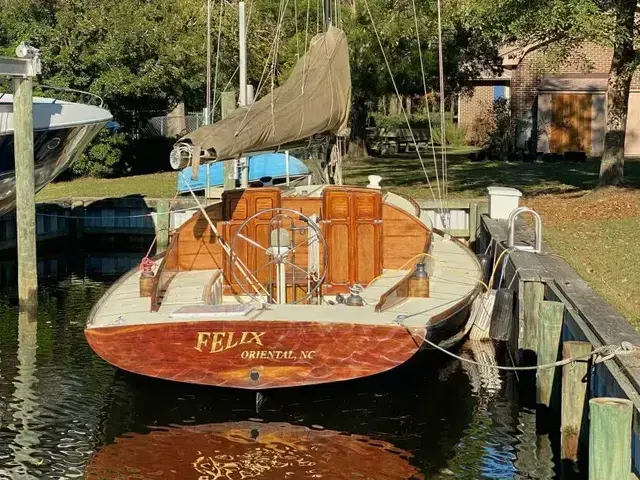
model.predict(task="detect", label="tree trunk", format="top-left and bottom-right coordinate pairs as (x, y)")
top-left (599, 0), bottom-right (638, 187)
top-left (348, 98), bottom-right (369, 158)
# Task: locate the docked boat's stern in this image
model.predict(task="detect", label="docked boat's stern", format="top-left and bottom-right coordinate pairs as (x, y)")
top-left (85, 317), bottom-right (425, 389)
top-left (85, 185), bottom-right (482, 390)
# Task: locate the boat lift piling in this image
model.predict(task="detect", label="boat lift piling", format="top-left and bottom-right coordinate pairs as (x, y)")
top-left (0, 45), bottom-right (41, 311)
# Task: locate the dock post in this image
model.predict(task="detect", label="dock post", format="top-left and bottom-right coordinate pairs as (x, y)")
top-left (561, 341), bottom-right (592, 465)
top-left (589, 397), bottom-right (632, 480)
top-left (156, 200), bottom-right (169, 253)
top-left (221, 90), bottom-right (237, 191)
top-left (522, 282), bottom-right (545, 361)
top-left (13, 76), bottom-right (38, 311)
top-left (536, 300), bottom-right (564, 425)
top-left (469, 202), bottom-right (478, 245)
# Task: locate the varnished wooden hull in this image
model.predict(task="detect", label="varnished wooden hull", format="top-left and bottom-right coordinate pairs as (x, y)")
top-left (85, 320), bottom-right (427, 390)
top-left (86, 422), bottom-right (424, 479)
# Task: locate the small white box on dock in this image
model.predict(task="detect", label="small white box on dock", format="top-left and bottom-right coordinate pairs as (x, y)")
top-left (487, 187), bottom-right (522, 220)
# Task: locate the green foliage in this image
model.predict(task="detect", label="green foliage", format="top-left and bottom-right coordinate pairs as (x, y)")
top-left (432, 121), bottom-right (467, 148)
top-left (71, 130), bottom-right (128, 178)
top-left (0, 0), bottom-right (505, 176)
top-left (487, 98), bottom-right (512, 154)
top-left (371, 112), bottom-right (454, 130)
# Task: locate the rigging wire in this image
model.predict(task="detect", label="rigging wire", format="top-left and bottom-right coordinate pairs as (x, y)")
top-left (211, 0), bottom-right (224, 122)
top-left (436, 0), bottom-right (450, 232)
top-left (232, 0), bottom-right (291, 136)
top-left (410, 0), bottom-right (445, 222)
top-left (294, 0), bottom-right (300, 59)
top-left (270, 0), bottom-right (292, 132)
top-left (206, 0), bottom-right (212, 122)
top-left (361, 0), bottom-right (448, 228)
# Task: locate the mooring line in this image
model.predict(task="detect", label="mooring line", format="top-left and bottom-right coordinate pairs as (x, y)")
top-left (34, 206), bottom-right (199, 220)
top-left (399, 322), bottom-right (637, 371)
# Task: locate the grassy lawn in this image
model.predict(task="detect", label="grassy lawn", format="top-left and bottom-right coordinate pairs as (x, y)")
top-left (36, 171), bottom-right (179, 201)
top-left (37, 152), bottom-right (640, 326)
top-left (343, 151), bottom-right (640, 199)
top-left (542, 216), bottom-right (640, 326)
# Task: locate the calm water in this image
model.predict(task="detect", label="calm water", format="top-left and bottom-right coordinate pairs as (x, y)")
top-left (0, 247), bottom-right (561, 479)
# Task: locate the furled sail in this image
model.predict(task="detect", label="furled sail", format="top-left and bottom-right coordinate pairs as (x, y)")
top-left (179, 26), bottom-right (351, 161)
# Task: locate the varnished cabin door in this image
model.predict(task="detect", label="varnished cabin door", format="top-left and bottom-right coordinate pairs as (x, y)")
top-left (323, 188), bottom-right (382, 292)
top-left (550, 93), bottom-right (592, 153)
top-left (222, 189), bottom-right (281, 293)
top-left (323, 189), bottom-right (352, 291)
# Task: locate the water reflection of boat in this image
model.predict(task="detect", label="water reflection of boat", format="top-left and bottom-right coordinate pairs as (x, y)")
top-left (0, 90), bottom-right (112, 214)
top-left (86, 421), bottom-right (423, 480)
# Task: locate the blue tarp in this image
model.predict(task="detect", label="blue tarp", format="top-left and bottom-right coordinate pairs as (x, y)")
top-left (177, 153), bottom-right (310, 193)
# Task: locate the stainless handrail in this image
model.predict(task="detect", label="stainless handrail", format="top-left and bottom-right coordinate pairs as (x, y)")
top-left (34, 84), bottom-right (105, 107)
top-left (507, 207), bottom-right (542, 253)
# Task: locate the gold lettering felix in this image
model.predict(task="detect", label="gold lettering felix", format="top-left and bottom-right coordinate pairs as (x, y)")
top-left (194, 331), bottom-right (266, 354)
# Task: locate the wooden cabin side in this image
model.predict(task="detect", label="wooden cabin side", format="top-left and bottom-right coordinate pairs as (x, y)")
top-left (149, 186), bottom-right (432, 310)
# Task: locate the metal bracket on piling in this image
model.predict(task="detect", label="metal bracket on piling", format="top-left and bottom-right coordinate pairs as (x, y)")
top-left (507, 207), bottom-right (542, 254)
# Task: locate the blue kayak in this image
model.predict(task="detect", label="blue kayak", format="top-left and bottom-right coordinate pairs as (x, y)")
top-left (177, 153), bottom-right (310, 193)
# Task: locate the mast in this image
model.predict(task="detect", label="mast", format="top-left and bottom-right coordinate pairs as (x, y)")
top-left (324, 0), bottom-right (332, 29)
top-left (205, 0), bottom-right (212, 125)
top-left (239, 1), bottom-right (247, 106)
top-left (238, 0), bottom-right (249, 188)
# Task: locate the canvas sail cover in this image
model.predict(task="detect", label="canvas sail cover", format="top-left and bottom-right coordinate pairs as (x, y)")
top-left (180, 26), bottom-right (351, 160)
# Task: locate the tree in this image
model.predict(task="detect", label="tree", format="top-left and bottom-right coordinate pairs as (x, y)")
top-left (0, 0), bottom-right (211, 176)
top-left (339, 0), bottom-right (502, 157)
top-left (598, 0), bottom-right (637, 186)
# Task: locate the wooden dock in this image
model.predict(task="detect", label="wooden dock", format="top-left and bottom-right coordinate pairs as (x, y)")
top-left (478, 215), bottom-right (640, 479)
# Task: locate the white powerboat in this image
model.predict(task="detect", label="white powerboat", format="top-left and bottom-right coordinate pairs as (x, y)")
top-left (0, 88), bottom-right (112, 214)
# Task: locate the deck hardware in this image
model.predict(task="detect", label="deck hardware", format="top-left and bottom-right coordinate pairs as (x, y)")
top-left (394, 315), bottom-right (407, 325)
top-left (507, 207), bottom-right (542, 253)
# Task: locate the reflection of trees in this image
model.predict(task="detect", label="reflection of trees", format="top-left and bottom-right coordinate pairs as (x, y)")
top-left (0, 276), bottom-right (116, 478)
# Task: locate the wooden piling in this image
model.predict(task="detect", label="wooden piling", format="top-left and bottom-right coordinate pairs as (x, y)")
top-left (155, 200), bottom-right (169, 253)
top-left (522, 281), bottom-right (545, 360)
top-left (469, 202), bottom-right (478, 244)
top-left (13, 76), bottom-right (37, 310)
top-left (589, 397), bottom-right (633, 480)
top-left (489, 288), bottom-right (514, 342)
top-left (561, 341), bottom-right (592, 463)
top-left (221, 90), bottom-right (237, 191)
top-left (536, 300), bottom-right (564, 410)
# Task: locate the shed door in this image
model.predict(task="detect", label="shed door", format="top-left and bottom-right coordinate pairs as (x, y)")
top-left (550, 94), bottom-right (592, 153)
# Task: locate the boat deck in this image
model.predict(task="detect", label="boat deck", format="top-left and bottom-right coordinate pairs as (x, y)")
top-left (88, 233), bottom-right (480, 329)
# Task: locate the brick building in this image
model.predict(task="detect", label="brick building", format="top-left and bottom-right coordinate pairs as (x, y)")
top-left (459, 42), bottom-right (640, 156)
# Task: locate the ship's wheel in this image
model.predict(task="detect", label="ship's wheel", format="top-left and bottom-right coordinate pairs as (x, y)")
top-left (229, 208), bottom-right (328, 304)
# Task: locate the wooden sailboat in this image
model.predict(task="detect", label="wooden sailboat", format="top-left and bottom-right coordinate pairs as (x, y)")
top-left (84, 22), bottom-right (483, 390)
